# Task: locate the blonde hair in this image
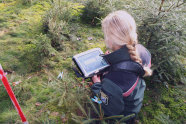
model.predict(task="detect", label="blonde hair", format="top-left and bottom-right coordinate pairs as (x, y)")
top-left (102, 10), bottom-right (152, 77)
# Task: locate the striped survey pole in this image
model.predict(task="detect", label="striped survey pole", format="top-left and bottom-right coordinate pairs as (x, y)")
top-left (0, 64), bottom-right (28, 124)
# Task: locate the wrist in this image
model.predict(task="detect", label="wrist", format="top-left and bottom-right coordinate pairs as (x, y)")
top-left (95, 82), bottom-right (101, 83)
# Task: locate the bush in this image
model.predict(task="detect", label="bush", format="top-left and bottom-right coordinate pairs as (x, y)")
top-left (43, 0), bottom-right (83, 50)
top-left (136, 0), bottom-right (186, 84)
top-left (16, 0), bottom-right (35, 5)
top-left (18, 34), bottom-right (56, 73)
top-left (80, 0), bottom-right (112, 26)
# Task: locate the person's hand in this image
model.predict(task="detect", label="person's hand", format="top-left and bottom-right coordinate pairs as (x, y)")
top-left (92, 75), bottom-right (101, 83)
top-left (105, 50), bottom-right (111, 55)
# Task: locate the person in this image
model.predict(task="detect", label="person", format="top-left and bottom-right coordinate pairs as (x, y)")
top-left (91, 10), bottom-right (152, 123)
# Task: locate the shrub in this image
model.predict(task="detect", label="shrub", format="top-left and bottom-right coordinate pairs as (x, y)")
top-left (80, 0), bottom-right (112, 26)
top-left (71, 96), bottom-right (136, 124)
top-left (16, 0), bottom-right (35, 5)
top-left (136, 0), bottom-right (186, 84)
top-left (18, 34), bottom-right (56, 73)
top-left (43, 0), bottom-right (83, 50)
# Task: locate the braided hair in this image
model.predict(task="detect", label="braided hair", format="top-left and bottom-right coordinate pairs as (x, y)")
top-left (102, 10), bottom-right (152, 77)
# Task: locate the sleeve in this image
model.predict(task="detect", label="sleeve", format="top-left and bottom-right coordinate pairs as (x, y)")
top-left (91, 82), bottom-right (102, 95)
top-left (91, 78), bottom-right (125, 116)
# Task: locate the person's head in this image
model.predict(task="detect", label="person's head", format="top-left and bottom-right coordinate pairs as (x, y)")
top-left (102, 10), bottom-right (152, 76)
top-left (102, 10), bottom-right (137, 50)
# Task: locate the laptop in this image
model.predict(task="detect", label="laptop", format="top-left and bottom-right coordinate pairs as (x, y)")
top-left (73, 48), bottom-right (110, 78)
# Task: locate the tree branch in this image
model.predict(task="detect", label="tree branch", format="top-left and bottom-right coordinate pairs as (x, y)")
top-left (166, 2), bottom-right (185, 12)
top-left (177, 0), bottom-right (181, 6)
top-left (174, 2), bottom-right (185, 8)
top-left (158, 0), bottom-right (165, 15)
top-left (166, 3), bottom-right (176, 12)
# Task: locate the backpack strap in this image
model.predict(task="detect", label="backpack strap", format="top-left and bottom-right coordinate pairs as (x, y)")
top-left (111, 61), bottom-right (145, 97)
top-left (111, 61), bottom-right (145, 77)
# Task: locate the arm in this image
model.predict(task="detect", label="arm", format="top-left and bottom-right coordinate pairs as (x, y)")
top-left (91, 83), bottom-right (102, 95)
top-left (91, 75), bottom-right (102, 95)
top-left (91, 50), bottom-right (111, 95)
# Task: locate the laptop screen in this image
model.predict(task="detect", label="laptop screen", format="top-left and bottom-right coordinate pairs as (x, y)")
top-left (78, 50), bottom-right (108, 74)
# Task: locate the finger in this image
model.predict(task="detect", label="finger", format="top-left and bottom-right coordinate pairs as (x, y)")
top-left (89, 82), bottom-right (93, 86)
top-left (105, 50), bottom-right (111, 54)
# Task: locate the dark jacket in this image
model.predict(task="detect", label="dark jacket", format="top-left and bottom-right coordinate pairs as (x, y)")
top-left (91, 44), bottom-right (151, 116)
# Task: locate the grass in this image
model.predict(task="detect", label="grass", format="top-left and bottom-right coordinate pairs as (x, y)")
top-left (0, 0), bottom-right (185, 124)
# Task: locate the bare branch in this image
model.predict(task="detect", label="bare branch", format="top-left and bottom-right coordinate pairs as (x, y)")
top-left (166, 3), bottom-right (176, 12)
top-left (174, 2), bottom-right (185, 8)
top-left (158, 0), bottom-right (165, 15)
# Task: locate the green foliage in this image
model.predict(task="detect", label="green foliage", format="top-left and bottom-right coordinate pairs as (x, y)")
top-left (80, 0), bottom-right (112, 26)
top-left (18, 34), bottom-right (56, 73)
top-left (136, 0), bottom-right (186, 84)
top-left (138, 82), bottom-right (186, 124)
top-left (71, 96), bottom-right (135, 124)
top-left (155, 114), bottom-right (175, 124)
top-left (42, 0), bottom-right (83, 50)
top-left (16, 0), bottom-right (45, 5)
top-left (16, 0), bottom-right (34, 5)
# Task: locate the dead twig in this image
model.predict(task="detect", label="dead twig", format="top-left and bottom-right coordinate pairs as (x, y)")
top-left (158, 0), bottom-right (165, 15)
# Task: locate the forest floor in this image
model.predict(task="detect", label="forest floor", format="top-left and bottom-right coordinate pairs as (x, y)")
top-left (0, 1), bottom-right (185, 124)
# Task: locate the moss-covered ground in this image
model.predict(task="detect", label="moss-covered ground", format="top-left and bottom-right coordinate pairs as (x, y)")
top-left (0, 0), bottom-right (185, 124)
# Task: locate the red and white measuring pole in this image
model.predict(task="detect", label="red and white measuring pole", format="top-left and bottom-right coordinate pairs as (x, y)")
top-left (0, 64), bottom-right (28, 124)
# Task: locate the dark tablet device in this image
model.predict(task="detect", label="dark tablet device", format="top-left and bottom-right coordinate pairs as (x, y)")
top-left (73, 48), bottom-right (110, 78)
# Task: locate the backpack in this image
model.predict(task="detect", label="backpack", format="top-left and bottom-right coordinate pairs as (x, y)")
top-left (93, 61), bottom-right (145, 117)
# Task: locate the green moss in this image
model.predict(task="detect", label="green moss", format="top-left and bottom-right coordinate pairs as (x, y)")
top-left (138, 83), bottom-right (186, 124)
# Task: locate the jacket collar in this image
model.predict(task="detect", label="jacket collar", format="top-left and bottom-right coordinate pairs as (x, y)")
top-left (103, 45), bottom-right (131, 65)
